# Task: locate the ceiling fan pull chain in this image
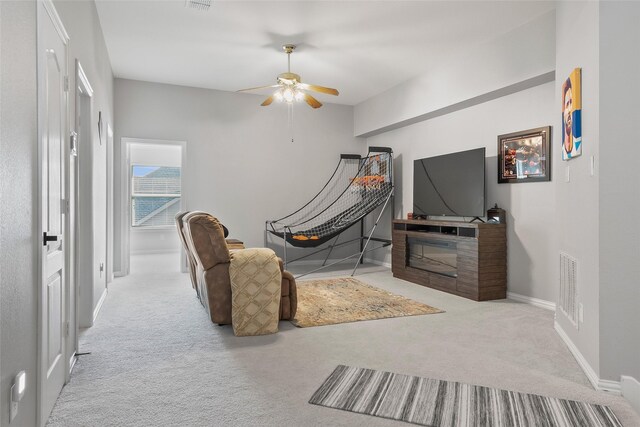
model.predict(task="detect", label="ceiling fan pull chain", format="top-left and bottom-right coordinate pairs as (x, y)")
top-left (288, 103), bottom-right (294, 143)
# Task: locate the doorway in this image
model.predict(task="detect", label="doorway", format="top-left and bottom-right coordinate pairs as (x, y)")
top-left (121, 138), bottom-right (186, 274)
top-left (74, 60), bottom-right (109, 330)
top-left (69, 59), bottom-right (96, 373)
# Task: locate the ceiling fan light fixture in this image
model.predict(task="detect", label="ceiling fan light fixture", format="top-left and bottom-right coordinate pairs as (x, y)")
top-left (282, 87), bottom-right (295, 103)
top-left (237, 43), bottom-right (338, 109)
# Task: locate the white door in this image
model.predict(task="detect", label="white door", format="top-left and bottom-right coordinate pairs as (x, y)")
top-left (38, 1), bottom-right (69, 424)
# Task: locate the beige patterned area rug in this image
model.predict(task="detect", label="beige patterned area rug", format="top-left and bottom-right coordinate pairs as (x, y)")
top-left (290, 277), bottom-right (443, 328)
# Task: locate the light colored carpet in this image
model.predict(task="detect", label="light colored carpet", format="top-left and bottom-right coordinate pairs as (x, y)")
top-left (46, 253), bottom-right (640, 426)
top-left (310, 365), bottom-right (622, 427)
top-left (292, 277), bottom-right (442, 328)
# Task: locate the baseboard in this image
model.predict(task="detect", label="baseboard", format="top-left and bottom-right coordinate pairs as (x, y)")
top-left (598, 379), bottom-right (622, 394)
top-left (554, 321), bottom-right (600, 390)
top-left (114, 270), bottom-right (125, 277)
top-left (363, 257), bottom-right (391, 268)
top-left (554, 321), bottom-right (622, 395)
top-left (622, 376), bottom-right (640, 416)
top-left (69, 352), bottom-right (77, 375)
top-left (507, 292), bottom-right (555, 311)
top-left (93, 288), bottom-right (108, 323)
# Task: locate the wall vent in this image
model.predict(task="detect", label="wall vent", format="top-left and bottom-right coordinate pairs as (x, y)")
top-left (559, 252), bottom-right (578, 327)
top-left (185, 0), bottom-right (211, 11)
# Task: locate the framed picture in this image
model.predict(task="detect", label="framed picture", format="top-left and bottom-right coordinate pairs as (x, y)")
top-left (498, 126), bottom-right (551, 183)
top-left (562, 68), bottom-right (582, 160)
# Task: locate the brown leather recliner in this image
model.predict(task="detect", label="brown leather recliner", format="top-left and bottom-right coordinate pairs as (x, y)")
top-left (175, 211), bottom-right (202, 294)
top-left (175, 211), bottom-right (246, 296)
top-left (182, 212), bottom-right (297, 325)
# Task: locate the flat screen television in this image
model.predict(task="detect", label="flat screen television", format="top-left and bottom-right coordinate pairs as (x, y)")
top-left (413, 147), bottom-right (486, 218)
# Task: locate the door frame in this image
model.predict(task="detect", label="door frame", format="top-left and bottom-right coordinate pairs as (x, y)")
top-left (120, 137), bottom-right (187, 274)
top-left (106, 124), bottom-right (114, 284)
top-left (37, 0), bottom-right (69, 425)
top-left (70, 58), bottom-right (94, 367)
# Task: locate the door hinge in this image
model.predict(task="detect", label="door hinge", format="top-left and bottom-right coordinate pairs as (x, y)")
top-left (64, 321), bottom-right (70, 337)
top-left (64, 75), bottom-right (69, 92)
top-left (70, 131), bottom-right (78, 156)
top-left (61, 198), bottom-right (70, 214)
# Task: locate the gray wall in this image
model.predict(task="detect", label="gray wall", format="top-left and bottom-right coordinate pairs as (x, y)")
top-left (599, 1), bottom-right (640, 383)
top-left (554, 0), bottom-right (602, 377)
top-left (0, 2), bottom-right (38, 426)
top-left (114, 79), bottom-right (364, 273)
top-left (366, 82), bottom-right (558, 302)
top-left (554, 0), bottom-right (640, 394)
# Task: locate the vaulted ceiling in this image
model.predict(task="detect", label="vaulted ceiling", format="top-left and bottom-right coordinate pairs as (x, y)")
top-left (95, 1), bottom-right (555, 105)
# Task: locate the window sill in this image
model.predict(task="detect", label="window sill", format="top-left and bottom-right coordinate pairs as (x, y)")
top-left (130, 226), bottom-right (175, 232)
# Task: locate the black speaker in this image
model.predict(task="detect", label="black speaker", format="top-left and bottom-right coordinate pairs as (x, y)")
top-left (487, 204), bottom-right (506, 224)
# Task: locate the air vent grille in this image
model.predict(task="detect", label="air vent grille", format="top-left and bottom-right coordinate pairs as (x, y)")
top-left (559, 252), bottom-right (578, 327)
top-left (185, 0), bottom-right (211, 11)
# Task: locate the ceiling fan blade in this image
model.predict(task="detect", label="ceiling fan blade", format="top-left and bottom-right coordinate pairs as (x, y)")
top-left (237, 84), bottom-right (279, 93)
top-left (303, 93), bottom-right (322, 109)
top-left (261, 95), bottom-right (274, 106)
top-left (298, 83), bottom-right (339, 96)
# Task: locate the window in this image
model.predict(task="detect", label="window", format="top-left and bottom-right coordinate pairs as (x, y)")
top-left (131, 165), bottom-right (181, 227)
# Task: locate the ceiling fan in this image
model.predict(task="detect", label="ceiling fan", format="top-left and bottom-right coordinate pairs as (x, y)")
top-left (237, 44), bottom-right (339, 109)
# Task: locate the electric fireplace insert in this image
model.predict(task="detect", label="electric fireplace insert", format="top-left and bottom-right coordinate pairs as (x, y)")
top-left (407, 237), bottom-right (457, 278)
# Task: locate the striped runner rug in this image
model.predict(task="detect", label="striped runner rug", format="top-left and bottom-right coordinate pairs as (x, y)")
top-left (309, 365), bottom-right (622, 427)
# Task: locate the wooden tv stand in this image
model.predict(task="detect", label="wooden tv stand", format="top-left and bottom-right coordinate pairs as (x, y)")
top-left (392, 219), bottom-right (506, 301)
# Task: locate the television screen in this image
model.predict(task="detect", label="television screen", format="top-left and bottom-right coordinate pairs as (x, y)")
top-left (413, 147), bottom-right (485, 218)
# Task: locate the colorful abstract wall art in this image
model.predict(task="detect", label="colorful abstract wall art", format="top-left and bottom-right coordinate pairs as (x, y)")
top-left (561, 68), bottom-right (582, 160)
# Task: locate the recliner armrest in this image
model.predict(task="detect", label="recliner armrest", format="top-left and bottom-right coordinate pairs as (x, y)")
top-left (226, 239), bottom-right (245, 250)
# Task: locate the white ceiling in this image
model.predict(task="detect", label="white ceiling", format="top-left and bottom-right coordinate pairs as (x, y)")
top-left (95, 1), bottom-right (555, 106)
